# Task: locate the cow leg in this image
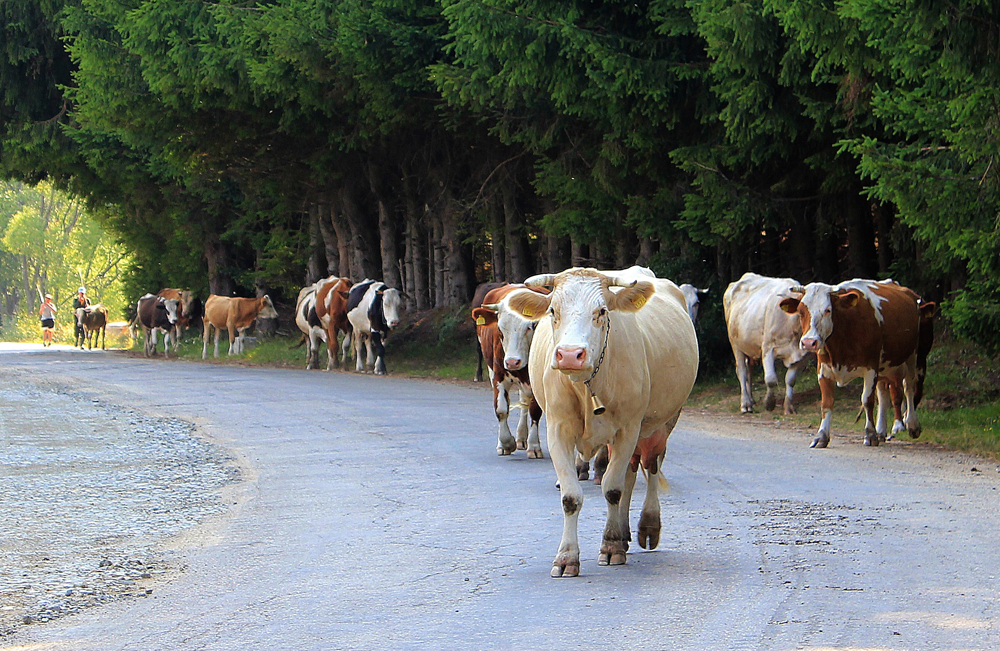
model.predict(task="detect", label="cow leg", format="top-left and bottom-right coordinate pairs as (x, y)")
top-left (875, 380), bottom-right (891, 442)
top-left (371, 332), bottom-right (387, 375)
top-left (340, 331), bottom-right (352, 367)
top-left (861, 370), bottom-right (879, 447)
top-left (365, 335), bottom-right (377, 372)
top-left (495, 374), bottom-right (517, 456)
top-left (902, 374), bottom-right (921, 438)
top-left (202, 324), bottom-right (210, 359)
top-left (354, 333), bottom-right (366, 372)
top-left (526, 391), bottom-right (543, 459)
top-left (762, 348), bottom-right (779, 411)
top-left (889, 382), bottom-right (906, 438)
top-left (593, 444), bottom-right (609, 485)
top-left (598, 437), bottom-right (636, 567)
top-left (513, 384), bottom-right (530, 451)
top-left (575, 451), bottom-right (590, 482)
top-left (549, 427), bottom-right (583, 578)
top-left (163, 329), bottom-right (171, 359)
top-left (734, 348), bottom-right (754, 413)
top-left (214, 328), bottom-right (221, 358)
top-left (474, 344), bottom-right (484, 383)
top-left (813, 375), bottom-right (836, 448)
top-left (783, 359), bottom-right (806, 415)
top-left (101, 327), bottom-right (106, 351)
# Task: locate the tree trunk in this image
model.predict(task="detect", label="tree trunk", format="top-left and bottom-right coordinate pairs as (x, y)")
top-left (376, 198), bottom-right (402, 289)
top-left (431, 214), bottom-right (445, 308)
top-left (843, 191), bottom-right (879, 279)
top-left (813, 202), bottom-right (840, 282)
top-left (316, 196), bottom-right (340, 276)
top-left (403, 177), bottom-right (429, 309)
top-left (547, 235), bottom-right (571, 273)
top-left (329, 200), bottom-right (352, 278)
top-left (636, 237), bottom-right (659, 266)
top-left (204, 233), bottom-right (235, 296)
top-left (571, 239), bottom-right (589, 267)
top-left (306, 204), bottom-right (324, 284)
top-left (503, 183), bottom-right (533, 282)
top-left (488, 194), bottom-right (507, 282)
top-left (340, 185), bottom-right (380, 280)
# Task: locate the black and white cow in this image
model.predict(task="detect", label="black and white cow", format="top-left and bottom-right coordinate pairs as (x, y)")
top-left (136, 294), bottom-right (180, 358)
top-left (346, 279), bottom-right (402, 375)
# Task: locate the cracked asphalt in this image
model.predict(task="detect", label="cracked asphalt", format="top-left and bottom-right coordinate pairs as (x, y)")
top-left (2, 345), bottom-right (1000, 650)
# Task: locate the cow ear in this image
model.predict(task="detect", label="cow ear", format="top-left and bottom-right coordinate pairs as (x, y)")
top-left (778, 297), bottom-right (800, 314)
top-left (606, 281), bottom-right (655, 312)
top-left (919, 301), bottom-right (937, 319)
top-left (507, 291), bottom-right (551, 320)
top-left (471, 307), bottom-right (497, 327)
top-left (837, 291), bottom-right (861, 309)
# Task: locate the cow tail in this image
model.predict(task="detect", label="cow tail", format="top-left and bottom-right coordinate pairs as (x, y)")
top-left (289, 333), bottom-right (307, 349)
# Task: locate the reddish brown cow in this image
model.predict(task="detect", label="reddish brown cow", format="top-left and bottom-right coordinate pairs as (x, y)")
top-left (471, 281), bottom-right (507, 381)
top-left (202, 294), bottom-right (279, 358)
top-left (471, 284), bottom-right (546, 458)
top-left (315, 277), bottom-right (354, 370)
top-left (779, 279), bottom-right (936, 448)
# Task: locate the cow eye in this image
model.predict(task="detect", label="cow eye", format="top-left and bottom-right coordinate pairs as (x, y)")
top-left (598, 307), bottom-right (608, 317)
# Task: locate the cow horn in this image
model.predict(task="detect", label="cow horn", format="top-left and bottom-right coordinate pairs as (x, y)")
top-left (789, 285), bottom-right (805, 295)
top-left (606, 278), bottom-right (639, 288)
top-left (524, 274), bottom-right (556, 288)
top-left (481, 303), bottom-right (500, 311)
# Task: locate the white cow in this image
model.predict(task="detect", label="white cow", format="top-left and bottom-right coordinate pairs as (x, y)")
top-left (678, 284), bottom-right (709, 324)
top-left (346, 279), bottom-right (402, 375)
top-left (510, 267), bottom-right (698, 578)
top-left (723, 272), bottom-right (811, 414)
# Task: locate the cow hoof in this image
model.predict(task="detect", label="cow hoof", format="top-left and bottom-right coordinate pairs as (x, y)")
top-left (909, 426), bottom-right (922, 440)
top-left (516, 440), bottom-right (527, 450)
top-left (551, 562), bottom-right (580, 578)
top-left (638, 513), bottom-right (661, 550)
top-left (784, 404), bottom-right (796, 415)
top-left (526, 448), bottom-right (544, 459)
top-left (741, 406), bottom-right (754, 414)
top-left (496, 447), bottom-right (513, 456)
top-left (811, 435), bottom-right (829, 449)
top-left (576, 462), bottom-right (590, 482)
top-left (598, 552), bottom-right (627, 566)
top-left (764, 394), bottom-right (777, 412)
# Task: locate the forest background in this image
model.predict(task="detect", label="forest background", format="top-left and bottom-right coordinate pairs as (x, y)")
top-left (1, 0), bottom-right (998, 357)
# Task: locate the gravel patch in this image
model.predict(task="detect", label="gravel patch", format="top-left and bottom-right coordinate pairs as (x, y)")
top-left (0, 374), bottom-right (239, 638)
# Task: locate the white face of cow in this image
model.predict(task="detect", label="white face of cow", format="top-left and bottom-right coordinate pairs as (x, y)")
top-left (779, 283), bottom-right (850, 354)
top-left (512, 269), bottom-right (654, 381)
top-left (163, 298), bottom-right (180, 324)
top-left (496, 299), bottom-right (538, 371)
top-left (381, 288), bottom-right (402, 328)
top-left (259, 295), bottom-right (279, 320)
top-left (679, 284), bottom-right (706, 324)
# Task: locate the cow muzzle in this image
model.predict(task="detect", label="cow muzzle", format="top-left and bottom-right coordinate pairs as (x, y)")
top-left (801, 337), bottom-right (820, 353)
top-left (554, 346), bottom-right (587, 371)
top-left (504, 356), bottom-right (523, 371)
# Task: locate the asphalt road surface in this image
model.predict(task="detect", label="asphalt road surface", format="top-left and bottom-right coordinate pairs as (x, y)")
top-left (3, 346), bottom-right (1000, 650)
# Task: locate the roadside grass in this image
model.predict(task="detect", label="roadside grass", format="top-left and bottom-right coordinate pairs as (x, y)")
top-left (691, 333), bottom-right (1000, 460)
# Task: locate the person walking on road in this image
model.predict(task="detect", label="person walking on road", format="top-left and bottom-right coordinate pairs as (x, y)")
top-left (39, 294), bottom-right (57, 347)
top-left (73, 287), bottom-right (91, 349)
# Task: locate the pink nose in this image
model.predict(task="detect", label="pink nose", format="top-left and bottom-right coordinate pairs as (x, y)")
top-left (504, 356), bottom-right (523, 371)
top-left (387, 320), bottom-right (399, 328)
top-left (801, 338), bottom-right (819, 352)
top-left (555, 346), bottom-right (587, 371)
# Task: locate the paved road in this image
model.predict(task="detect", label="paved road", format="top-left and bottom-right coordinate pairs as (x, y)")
top-left (3, 349), bottom-right (1000, 650)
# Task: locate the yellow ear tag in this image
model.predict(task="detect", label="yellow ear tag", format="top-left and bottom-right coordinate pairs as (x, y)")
top-left (632, 294), bottom-right (647, 309)
top-left (522, 306), bottom-right (535, 318)
top-left (475, 316), bottom-right (486, 326)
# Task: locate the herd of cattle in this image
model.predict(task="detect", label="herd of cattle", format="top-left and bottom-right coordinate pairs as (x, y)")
top-left (117, 266), bottom-right (935, 578)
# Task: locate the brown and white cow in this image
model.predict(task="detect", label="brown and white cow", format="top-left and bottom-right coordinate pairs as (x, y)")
top-left (75, 304), bottom-right (109, 350)
top-left (471, 281), bottom-right (508, 382)
top-left (157, 288), bottom-right (201, 349)
top-left (724, 272), bottom-right (812, 414)
top-left (779, 279), bottom-right (936, 448)
top-left (471, 284), bottom-right (548, 458)
top-left (510, 267), bottom-right (698, 577)
top-left (202, 294), bottom-right (279, 358)
top-left (295, 276), bottom-right (339, 370)
top-left (315, 276), bottom-right (354, 370)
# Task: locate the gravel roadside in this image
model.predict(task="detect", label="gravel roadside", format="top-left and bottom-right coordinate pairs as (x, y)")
top-left (0, 370), bottom-right (240, 639)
